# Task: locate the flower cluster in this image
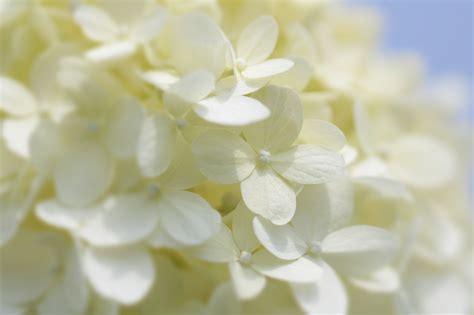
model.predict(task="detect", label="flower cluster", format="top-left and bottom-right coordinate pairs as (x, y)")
top-left (0, 0), bottom-right (472, 314)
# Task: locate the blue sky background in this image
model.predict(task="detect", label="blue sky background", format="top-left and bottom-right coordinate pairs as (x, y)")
top-left (352, 0), bottom-right (473, 113)
top-left (353, 0), bottom-right (473, 77)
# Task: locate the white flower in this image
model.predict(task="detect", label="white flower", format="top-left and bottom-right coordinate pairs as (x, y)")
top-left (0, 231), bottom-right (62, 313)
top-left (38, 140), bottom-right (218, 249)
top-left (167, 12), bottom-right (228, 78)
top-left (252, 184), bottom-right (399, 313)
top-left (73, 0), bottom-right (167, 63)
top-left (37, 244), bottom-right (90, 315)
top-left (230, 16), bottom-right (293, 81)
top-left (193, 85), bottom-right (345, 224)
top-left (352, 101), bottom-right (457, 190)
top-left (217, 15), bottom-right (294, 96)
top-left (138, 71), bottom-right (270, 178)
top-left (47, 61), bottom-right (145, 207)
top-left (188, 202), bottom-right (323, 300)
top-left (0, 76), bottom-right (40, 158)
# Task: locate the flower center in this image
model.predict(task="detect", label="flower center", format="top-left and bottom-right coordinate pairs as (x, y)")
top-left (235, 57), bottom-right (246, 70)
top-left (86, 121), bottom-right (100, 134)
top-left (239, 251), bottom-right (252, 264)
top-left (258, 150), bottom-right (271, 164)
top-left (309, 242), bottom-right (322, 255)
top-left (147, 183), bottom-right (160, 197)
top-left (175, 117), bottom-right (188, 130)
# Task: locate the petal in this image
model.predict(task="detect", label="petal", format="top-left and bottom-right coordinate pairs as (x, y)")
top-left (291, 185), bottom-right (331, 244)
top-left (168, 70), bottom-right (215, 102)
top-left (186, 224), bottom-right (239, 263)
top-left (206, 282), bottom-right (242, 315)
top-left (158, 191), bottom-right (221, 246)
top-left (157, 137), bottom-right (205, 190)
top-left (322, 225), bottom-right (399, 276)
top-left (215, 75), bottom-right (270, 97)
top-left (30, 44), bottom-right (77, 103)
top-left (244, 85), bottom-right (303, 152)
top-left (354, 176), bottom-right (412, 201)
top-left (129, 7), bottom-right (167, 43)
top-left (351, 156), bottom-right (389, 178)
top-left (37, 247), bottom-right (89, 315)
top-left (300, 119), bottom-right (346, 151)
top-left (147, 221), bottom-right (188, 250)
top-left (232, 202), bottom-right (260, 253)
top-left (164, 70), bottom-right (215, 117)
top-left (348, 267), bottom-right (400, 293)
top-left (54, 141), bottom-right (113, 207)
top-left (0, 232), bottom-right (58, 305)
top-left (292, 175), bottom-right (353, 243)
top-left (169, 12), bottom-right (227, 77)
top-left (85, 41), bottom-right (137, 63)
top-left (272, 144), bottom-right (345, 184)
top-left (242, 58), bottom-right (294, 79)
top-left (353, 100), bottom-right (375, 155)
top-left (83, 246), bottom-right (154, 305)
top-left (192, 130), bottom-right (256, 184)
top-left (29, 121), bottom-right (63, 175)
top-left (195, 95), bottom-right (270, 126)
top-left (137, 112), bottom-right (176, 177)
top-left (387, 134), bottom-right (456, 189)
top-left (35, 199), bottom-right (97, 232)
top-left (253, 216), bottom-right (307, 260)
top-left (290, 262), bottom-right (347, 315)
top-left (229, 262), bottom-right (266, 300)
top-left (0, 199), bottom-right (25, 246)
top-left (237, 15), bottom-right (278, 65)
top-left (140, 70), bottom-right (179, 91)
top-left (251, 250), bottom-right (323, 283)
top-left (73, 5), bottom-right (119, 42)
top-left (2, 117), bottom-right (39, 158)
top-left (80, 193), bottom-right (158, 246)
top-left (271, 56), bottom-right (313, 91)
top-left (241, 167), bottom-right (296, 225)
top-left (103, 96), bottom-right (144, 159)
top-left (0, 76), bottom-right (37, 116)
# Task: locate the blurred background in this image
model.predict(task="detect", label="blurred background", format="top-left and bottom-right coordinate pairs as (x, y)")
top-left (354, 0), bottom-right (473, 116)
top-left (353, 0), bottom-right (473, 200)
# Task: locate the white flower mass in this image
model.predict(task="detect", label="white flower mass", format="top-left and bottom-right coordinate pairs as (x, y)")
top-left (0, 0), bottom-right (472, 314)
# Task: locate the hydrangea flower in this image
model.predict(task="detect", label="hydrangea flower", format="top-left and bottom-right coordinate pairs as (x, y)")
top-left (187, 202), bottom-right (324, 300)
top-left (193, 85), bottom-right (345, 224)
top-left (73, 0), bottom-right (167, 63)
top-left (0, 0), bottom-right (471, 314)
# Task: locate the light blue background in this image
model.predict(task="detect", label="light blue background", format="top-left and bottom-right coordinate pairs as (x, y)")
top-left (352, 0), bottom-right (473, 114)
top-left (353, 0), bottom-right (472, 77)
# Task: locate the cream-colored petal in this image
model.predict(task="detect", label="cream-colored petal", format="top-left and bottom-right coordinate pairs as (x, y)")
top-left (241, 167), bottom-right (296, 225)
top-left (237, 15), bottom-right (278, 65)
top-left (229, 262), bottom-right (266, 300)
top-left (251, 250), bottom-right (323, 283)
top-left (244, 85), bottom-right (303, 152)
top-left (137, 112), bottom-right (176, 177)
top-left (83, 246), bottom-right (154, 305)
top-left (272, 144), bottom-right (345, 184)
top-left (192, 130), bottom-right (256, 184)
top-left (300, 119), bottom-right (346, 151)
top-left (54, 141), bottom-right (113, 207)
top-left (253, 216), bottom-right (307, 260)
top-left (290, 262), bottom-right (347, 315)
top-left (322, 225), bottom-right (399, 276)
